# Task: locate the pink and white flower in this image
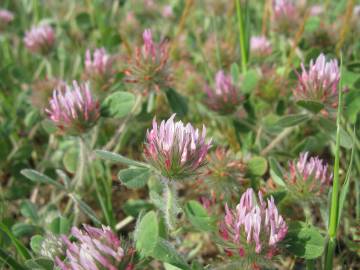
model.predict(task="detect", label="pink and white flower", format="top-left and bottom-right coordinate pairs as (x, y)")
top-left (45, 81), bottom-right (99, 135)
top-left (24, 24), bottom-right (55, 54)
top-left (294, 53), bottom-right (340, 106)
top-left (220, 188), bottom-right (288, 259)
top-left (204, 70), bottom-right (241, 114)
top-left (56, 225), bottom-right (124, 270)
top-left (144, 114), bottom-right (212, 180)
top-left (85, 48), bottom-right (113, 80)
top-left (0, 9), bottom-right (14, 29)
top-left (272, 0), bottom-right (299, 33)
top-left (250, 36), bottom-right (272, 58)
top-left (288, 152), bottom-right (332, 197)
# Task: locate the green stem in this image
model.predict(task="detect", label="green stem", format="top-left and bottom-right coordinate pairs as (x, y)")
top-left (235, 0), bottom-right (248, 73)
top-left (325, 54), bottom-right (343, 270)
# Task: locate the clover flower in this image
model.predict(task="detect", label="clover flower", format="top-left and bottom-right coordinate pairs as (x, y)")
top-left (204, 71), bottom-right (242, 114)
top-left (250, 36), bottom-right (272, 58)
top-left (56, 225), bottom-right (125, 270)
top-left (294, 53), bottom-right (340, 107)
top-left (219, 188), bottom-right (288, 262)
top-left (0, 9), bottom-right (14, 30)
top-left (40, 233), bottom-right (65, 258)
top-left (24, 24), bottom-right (55, 54)
top-left (272, 0), bottom-right (299, 34)
top-left (287, 152), bottom-right (332, 198)
top-left (125, 29), bottom-right (171, 94)
top-left (85, 48), bottom-right (114, 82)
top-left (144, 114), bottom-right (212, 180)
top-left (45, 81), bottom-right (100, 135)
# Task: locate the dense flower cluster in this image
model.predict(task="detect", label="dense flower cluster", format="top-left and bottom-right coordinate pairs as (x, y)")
top-left (45, 81), bottom-right (99, 135)
top-left (125, 29), bottom-right (171, 94)
top-left (40, 233), bottom-right (65, 258)
top-left (85, 48), bottom-right (114, 87)
top-left (287, 152), bottom-right (332, 198)
top-left (24, 24), bottom-right (55, 54)
top-left (294, 53), bottom-right (340, 107)
top-left (272, 0), bottom-right (299, 33)
top-left (56, 225), bottom-right (126, 270)
top-left (0, 9), bottom-right (14, 30)
top-left (250, 36), bottom-right (272, 58)
top-left (144, 114), bottom-right (212, 180)
top-left (219, 188), bottom-right (288, 261)
top-left (204, 70), bottom-right (242, 114)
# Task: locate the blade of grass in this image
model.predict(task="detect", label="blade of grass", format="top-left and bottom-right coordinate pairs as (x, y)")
top-left (0, 247), bottom-right (29, 270)
top-left (325, 53), bottom-right (343, 270)
top-left (235, 0), bottom-right (248, 73)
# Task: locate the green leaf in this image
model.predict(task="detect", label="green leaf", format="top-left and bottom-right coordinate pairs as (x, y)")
top-left (95, 150), bottom-right (148, 168)
top-left (101, 91), bottom-right (135, 118)
top-left (184, 200), bottom-right (216, 232)
top-left (118, 167), bottom-right (150, 189)
top-left (318, 117), bottom-right (352, 149)
top-left (30, 235), bottom-right (44, 254)
top-left (152, 239), bottom-right (190, 270)
top-left (304, 16), bottom-right (320, 32)
top-left (165, 88), bottom-right (188, 117)
top-left (0, 247), bottom-right (29, 270)
top-left (284, 221), bottom-right (325, 259)
top-left (242, 69), bottom-right (260, 93)
top-left (0, 222), bottom-right (31, 260)
top-left (70, 195), bottom-right (101, 226)
top-left (76, 12), bottom-right (92, 31)
top-left (20, 200), bottom-right (39, 221)
top-left (296, 100), bottom-right (324, 114)
top-left (135, 211), bottom-right (159, 256)
top-left (230, 63), bottom-right (240, 83)
top-left (122, 199), bottom-right (154, 217)
top-left (276, 114), bottom-right (310, 127)
top-left (63, 147), bottom-right (78, 174)
top-left (269, 157), bottom-right (286, 187)
top-left (21, 169), bottom-right (65, 190)
top-left (48, 216), bottom-right (71, 235)
top-left (247, 156), bottom-right (268, 176)
top-left (12, 223), bottom-right (38, 238)
top-left (41, 119), bottom-right (57, 134)
top-left (25, 258), bottom-right (54, 270)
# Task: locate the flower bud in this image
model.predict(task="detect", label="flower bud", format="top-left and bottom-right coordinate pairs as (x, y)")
top-left (24, 24), bottom-right (55, 55)
top-left (45, 81), bottom-right (100, 135)
top-left (204, 71), bottom-right (242, 114)
top-left (125, 29), bottom-right (171, 94)
top-left (144, 114), bottom-right (212, 180)
top-left (219, 188), bottom-right (288, 262)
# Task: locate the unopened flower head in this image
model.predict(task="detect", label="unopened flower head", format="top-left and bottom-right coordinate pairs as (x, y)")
top-left (45, 81), bottom-right (100, 135)
top-left (204, 71), bottom-right (242, 114)
top-left (144, 114), bottom-right (212, 180)
top-left (219, 188), bottom-right (288, 261)
top-left (205, 148), bottom-right (246, 199)
top-left (272, 0), bottom-right (299, 34)
top-left (250, 36), bottom-right (272, 58)
top-left (85, 48), bottom-right (114, 84)
top-left (125, 29), bottom-right (171, 94)
top-left (24, 24), bottom-right (55, 54)
top-left (0, 9), bottom-right (14, 30)
top-left (56, 225), bottom-right (124, 270)
top-left (287, 152), bottom-right (332, 199)
top-left (294, 53), bottom-right (340, 107)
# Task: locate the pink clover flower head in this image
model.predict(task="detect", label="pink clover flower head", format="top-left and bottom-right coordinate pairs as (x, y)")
top-left (45, 81), bottom-right (100, 135)
top-left (85, 48), bottom-right (113, 80)
top-left (294, 53), bottom-right (340, 107)
top-left (272, 0), bottom-right (299, 33)
top-left (250, 36), bottom-right (272, 58)
top-left (125, 29), bottom-right (171, 94)
top-left (288, 152), bottom-right (333, 197)
top-left (220, 188), bottom-right (288, 260)
top-left (0, 9), bottom-right (14, 29)
top-left (56, 225), bottom-right (124, 270)
top-left (24, 24), bottom-right (55, 54)
top-left (204, 70), bottom-right (241, 114)
top-left (144, 114), bottom-right (212, 180)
